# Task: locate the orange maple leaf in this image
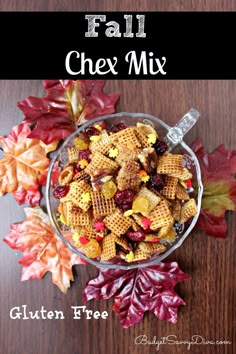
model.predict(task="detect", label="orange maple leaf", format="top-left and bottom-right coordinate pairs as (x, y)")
top-left (0, 123), bottom-right (59, 206)
top-left (3, 207), bottom-right (86, 293)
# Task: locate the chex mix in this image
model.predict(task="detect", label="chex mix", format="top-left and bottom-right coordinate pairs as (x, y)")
top-left (53, 121), bottom-right (197, 263)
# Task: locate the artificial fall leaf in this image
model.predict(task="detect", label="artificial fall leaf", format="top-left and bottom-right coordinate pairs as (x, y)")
top-left (18, 80), bottom-right (120, 144)
top-left (3, 207), bottom-right (86, 293)
top-left (191, 138), bottom-right (236, 238)
top-left (0, 123), bottom-right (59, 206)
top-left (83, 262), bottom-right (190, 328)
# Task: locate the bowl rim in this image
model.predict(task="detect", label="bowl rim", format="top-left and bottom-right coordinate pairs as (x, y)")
top-left (46, 112), bottom-right (203, 269)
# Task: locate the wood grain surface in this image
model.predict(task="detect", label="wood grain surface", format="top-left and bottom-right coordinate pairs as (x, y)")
top-left (0, 3), bottom-right (236, 354)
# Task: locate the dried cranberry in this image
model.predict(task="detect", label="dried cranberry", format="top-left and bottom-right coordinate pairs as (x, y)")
top-left (74, 163), bottom-right (81, 174)
top-left (79, 149), bottom-right (91, 161)
top-left (110, 122), bottom-right (127, 133)
top-left (148, 174), bottom-right (164, 191)
top-left (85, 126), bottom-right (100, 137)
top-left (115, 189), bottom-right (135, 212)
top-left (120, 203), bottom-right (133, 212)
top-left (53, 185), bottom-right (70, 199)
top-left (114, 189), bottom-right (135, 205)
top-left (144, 227), bottom-right (152, 234)
top-left (126, 229), bottom-right (145, 241)
top-left (153, 139), bottom-right (168, 155)
top-left (79, 132), bottom-right (90, 144)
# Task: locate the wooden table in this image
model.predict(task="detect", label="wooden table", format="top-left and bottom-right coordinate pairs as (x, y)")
top-left (0, 3), bottom-right (236, 354)
top-left (0, 79), bottom-right (235, 354)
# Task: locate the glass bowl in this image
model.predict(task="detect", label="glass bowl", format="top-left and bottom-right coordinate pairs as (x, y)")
top-left (46, 111), bottom-right (203, 269)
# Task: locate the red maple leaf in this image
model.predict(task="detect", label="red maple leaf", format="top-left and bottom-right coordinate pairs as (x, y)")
top-left (18, 80), bottom-right (119, 144)
top-left (3, 207), bottom-right (86, 293)
top-left (192, 138), bottom-right (236, 238)
top-left (83, 262), bottom-right (190, 328)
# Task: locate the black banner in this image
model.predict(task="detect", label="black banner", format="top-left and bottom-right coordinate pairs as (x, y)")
top-left (0, 12), bottom-right (235, 79)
